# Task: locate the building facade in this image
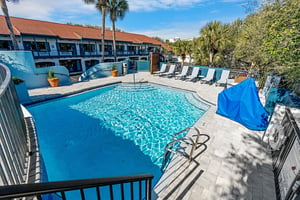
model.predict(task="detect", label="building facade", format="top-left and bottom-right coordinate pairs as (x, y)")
top-left (0, 16), bottom-right (170, 74)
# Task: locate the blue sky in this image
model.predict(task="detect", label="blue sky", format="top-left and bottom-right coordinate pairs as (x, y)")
top-left (6, 0), bottom-right (250, 40)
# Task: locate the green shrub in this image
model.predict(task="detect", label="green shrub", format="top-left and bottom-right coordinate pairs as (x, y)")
top-left (48, 68), bottom-right (55, 79)
top-left (12, 77), bottom-right (24, 85)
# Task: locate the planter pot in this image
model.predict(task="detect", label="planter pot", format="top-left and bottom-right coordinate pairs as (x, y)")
top-left (48, 78), bottom-right (60, 87)
top-left (112, 70), bottom-right (118, 77)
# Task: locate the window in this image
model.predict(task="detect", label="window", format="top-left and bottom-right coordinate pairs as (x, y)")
top-left (83, 44), bottom-right (95, 52)
top-left (128, 46), bottom-right (136, 51)
top-left (104, 44), bottom-right (112, 51)
top-left (37, 42), bottom-right (48, 51)
top-left (23, 41), bottom-right (49, 51)
top-left (116, 45), bottom-right (124, 51)
top-left (35, 62), bottom-right (55, 68)
top-left (139, 46), bottom-right (147, 52)
top-left (59, 59), bottom-right (82, 73)
top-left (0, 40), bottom-right (10, 50)
top-left (59, 43), bottom-right (73, 51)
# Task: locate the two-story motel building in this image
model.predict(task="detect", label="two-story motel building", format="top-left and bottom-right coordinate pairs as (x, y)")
top-left (0, 16), bottom-right (171, 74)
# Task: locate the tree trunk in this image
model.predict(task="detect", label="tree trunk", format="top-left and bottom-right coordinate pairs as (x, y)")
top-left (112, 20), bottom-right (117, 62)
top-left (0, 0), bottom-right (19, 50)
top-left (209, 51), bottom-right (214, 66)
top-left (101, 5), bottom-right (105, 62)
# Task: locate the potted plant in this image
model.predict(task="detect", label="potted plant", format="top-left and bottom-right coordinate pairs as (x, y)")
top-left (111, 65), bottom-right (118, 77)
top-left (48, 68), bottom-right (59, 87)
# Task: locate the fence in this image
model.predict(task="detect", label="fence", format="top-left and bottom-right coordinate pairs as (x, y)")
top-left (0, 63), bottom-right (29, 185)
top-left (272, 107), bottom-right (300, 200)
top-left (0, 174), bottom-right (153, 200)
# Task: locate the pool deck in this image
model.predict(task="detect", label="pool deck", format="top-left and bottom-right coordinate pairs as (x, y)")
top-left (27, 72), bottom-right (276, 200)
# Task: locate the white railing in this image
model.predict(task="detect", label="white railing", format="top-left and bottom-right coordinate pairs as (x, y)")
top-left (0, 63), bottom-right (28, 185)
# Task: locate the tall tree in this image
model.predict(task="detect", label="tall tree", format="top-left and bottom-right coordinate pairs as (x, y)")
top-left (83, 0), bottom-right (108, 62)
top-left (199, 21), bottom-right (226, 66)
top-left (169, 40), bottom-right (190, 64)
top-left (107, 0), bottom-right (128, 62)
top-left (262, 0), bottom-right (300, 88)
top-left (0, 0), bottom-right (19, 50)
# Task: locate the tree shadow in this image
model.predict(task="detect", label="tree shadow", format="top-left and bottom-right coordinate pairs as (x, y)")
top-left (219, 132), bottom-right (276, 199)
top-left (154, 133), bottom-right (209, 199)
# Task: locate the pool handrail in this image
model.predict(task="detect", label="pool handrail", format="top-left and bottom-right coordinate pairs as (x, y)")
top-left (161, 127), bottom-right (201, 171)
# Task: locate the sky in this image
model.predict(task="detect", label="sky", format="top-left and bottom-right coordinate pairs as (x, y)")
top-left (5, 0), bottom-right (251, 40)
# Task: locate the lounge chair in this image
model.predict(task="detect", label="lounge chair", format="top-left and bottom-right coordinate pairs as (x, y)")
top-left (186, 67), bottom-right (200, 82)
top-left (153, 64), bottom-right (167, 75)
top-left (175, 66), bottom-right (190, 80)
top-left (160, 64), bottom-right (176, 77)
top-left (201, 68), bottom-right (215, 84)
top-left (215, 70), bottom-right (230, 86)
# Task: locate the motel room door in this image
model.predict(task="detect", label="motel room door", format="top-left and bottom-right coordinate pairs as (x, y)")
top-left (150, 52), bottom-right (160, 74)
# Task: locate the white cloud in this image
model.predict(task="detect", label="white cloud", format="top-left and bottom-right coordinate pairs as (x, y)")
top-left (3, 0), bottom-right (245, 40)
top-left (5, 0), bottom-right (209, 20)
top-left (130, 20), bottom-right (208, 40)
top-left (6, 0), bottom-right (94, 21)
top-left (128, 0), bottom-right (208, 11)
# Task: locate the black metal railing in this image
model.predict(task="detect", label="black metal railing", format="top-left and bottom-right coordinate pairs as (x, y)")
top-left (271, 107), bottom-right (300, 200)
top-left (0, 174), bottom-right (153, 200)
top-left (31, 50), bottom-right (151, 59)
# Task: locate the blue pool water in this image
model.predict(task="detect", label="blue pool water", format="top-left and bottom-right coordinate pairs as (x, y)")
top-left (28, 84), bottom-right (209, 185)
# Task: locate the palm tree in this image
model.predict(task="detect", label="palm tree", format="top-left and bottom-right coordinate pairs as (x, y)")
top-left (0, 0), bottom-right (19, 50)
top-left (83, 0), bottom-right (108, 62)
top-left (171, 40), bottom-right (190, 65)
top-left (199, 21), bottom-right (225, 66)
top-left (106, 0), bottom-right (128, 62)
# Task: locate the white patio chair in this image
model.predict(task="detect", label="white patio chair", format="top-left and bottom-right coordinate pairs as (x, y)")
top-left (153, 64), bottom-right (167, 75)
top-left (201, 68), bottom-right (216, 84)
top-left (215, 70), bottom-right (230, 86)
top-left (175, 66), bottom-right (190, 80)
top-left (186, 67), bottom-right (200, 82)
top-left (160, 64), bottom-right (176, 77)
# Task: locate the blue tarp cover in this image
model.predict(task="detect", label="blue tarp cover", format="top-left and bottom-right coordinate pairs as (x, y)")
top-left (216, 78), bottom-right (269, 131)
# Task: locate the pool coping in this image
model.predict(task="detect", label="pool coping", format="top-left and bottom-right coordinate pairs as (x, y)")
top-left (24, 81), bottom-right (122, 106)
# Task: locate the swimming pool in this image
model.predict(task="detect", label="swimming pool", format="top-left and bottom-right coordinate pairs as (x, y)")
top-left (28, 83), bottom-right (209, 185)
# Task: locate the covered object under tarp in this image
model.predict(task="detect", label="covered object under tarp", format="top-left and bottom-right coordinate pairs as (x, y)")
top-left (216, 78), bottom-right (269, 131)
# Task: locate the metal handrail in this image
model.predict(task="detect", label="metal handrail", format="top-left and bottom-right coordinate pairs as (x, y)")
top-left (0, 174), bottom-right (154, 200)
top-left (0, 63), bottom-right (28, 185)
top-left (162, 127), bottom-right (201, 170)
top-left (0, 62), bottom-right (11, 97)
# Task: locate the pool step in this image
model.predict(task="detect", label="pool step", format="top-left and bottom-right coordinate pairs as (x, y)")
top-left (114, 83), bottom-right (157, 92)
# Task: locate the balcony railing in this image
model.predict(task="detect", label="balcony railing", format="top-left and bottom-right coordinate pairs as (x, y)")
top-left (31, 50), bottom-right (151, 59)
top-left (0, 174), bottom-right (154, 200)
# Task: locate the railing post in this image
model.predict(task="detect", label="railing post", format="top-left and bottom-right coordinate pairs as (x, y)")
top-left (146, 178), bottom-right (152, 200)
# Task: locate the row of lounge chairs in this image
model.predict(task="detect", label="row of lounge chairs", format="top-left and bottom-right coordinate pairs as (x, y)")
top-left (153, 64), bottom-right (231, 86)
